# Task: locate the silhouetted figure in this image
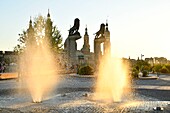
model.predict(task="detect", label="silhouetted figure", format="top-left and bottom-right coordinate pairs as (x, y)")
top-left (0, 62), bottom-right (2, 73)
top-left (69, 18), bottom-right (80, 36)
top-left (95, 23), bottom-right (105, 38)
top-left (0, 62), bottom-right (5, 73)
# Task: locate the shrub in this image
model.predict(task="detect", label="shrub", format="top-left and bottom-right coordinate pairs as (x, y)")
top-left (131, 68), bottom-right (139, 78)
top-left (142, 70), bottom-right (148, 77)
top-left (165, 64), bottom-right (170, 72)
top-left (143, 65), bottom-right (150, 72)
top-left (160, 66), bottom-right (169, 73)
top-left (153, 64), bottom-right (162, 73)
top-left (135, 66), bottom-right (140, 71)
top-left (78, 65), bottom-right (93, 75)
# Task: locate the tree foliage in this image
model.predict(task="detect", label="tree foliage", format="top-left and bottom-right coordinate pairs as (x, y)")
top-left (160, 66), bottom-right (169, 73)
top-left (153, 64), bottom-right (162, 72)
top-left (131, 67), bottom-right (139, 78)
top-left (165, 64), bottom-right (170, 71)
top-left (134, 60), bottom-right (150, 72)
top-left (14, 15), bottom-right (63, 53)
top-left (142, 70), bottom-right (148, 77)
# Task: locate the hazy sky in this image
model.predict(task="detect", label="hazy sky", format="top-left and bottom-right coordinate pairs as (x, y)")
top-left (1, 0), bottom-right (170, 59)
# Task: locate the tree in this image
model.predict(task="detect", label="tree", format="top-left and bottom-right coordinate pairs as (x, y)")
top-left (165, 64), bottom-right (170, 72)
top-left (153, 64), bottom-right (162, 72)
top-left (14, 15), bottom-right (63, 53)
top-left (160, 66), bottom-right (169, 73)
top-left (135, 60), bottom-right (151, 71)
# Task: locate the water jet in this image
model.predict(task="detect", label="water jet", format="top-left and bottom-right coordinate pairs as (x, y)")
top-left (19, 14), bottom-right (60, 103)
top-left (94, 23), bottom-right (131, 103)
top-left (32, 100), bottom-right (42, 103)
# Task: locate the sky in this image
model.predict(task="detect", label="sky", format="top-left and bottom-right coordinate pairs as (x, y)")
top-left (1, 0), bottom-right (170, 60)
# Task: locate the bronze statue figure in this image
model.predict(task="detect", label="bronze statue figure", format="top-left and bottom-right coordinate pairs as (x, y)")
top-left (95, 23), bottom-right (105, 38)
top-left (69, 18), bottom-right (80, 36)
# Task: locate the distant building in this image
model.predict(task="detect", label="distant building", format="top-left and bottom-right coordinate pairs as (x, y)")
top-left (0, 51), bottom-right (18, 72)
top-left (145, 57), bottom-right (154, 66)
top-left (154, 57), bottom-right (167, 64)
top-left (79, 26), bottom-right (95, 66)
top-left (0, 51), bottom-right (18, 63)
top-left (81, 26), bottom-right (90, 54)
top-left (145, 57), bottom-right (168, 65)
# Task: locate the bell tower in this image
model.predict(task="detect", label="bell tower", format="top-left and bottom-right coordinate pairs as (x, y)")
top-left (26, 16), bottom-right (36, 46)
top-left (81, 25), bottom-right (90, 54)
top-left (45, 9), bottom-right (53, 42)
top-left (104, 20), bottom-right (111, 55)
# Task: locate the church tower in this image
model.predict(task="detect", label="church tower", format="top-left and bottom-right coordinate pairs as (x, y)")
top-left (81, 26), bottom-right (90, 54)
top-left (26, 17), bottom-right (36, 46)
top-left (104, 20), bottom-right (111, 55)
top-left (45, 9), bottom-right (53, 43)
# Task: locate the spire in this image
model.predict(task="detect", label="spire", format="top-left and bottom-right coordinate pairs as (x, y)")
top-left (81, 24), bottom-right (90, 54)
top-left (29, 16), bottom-right (32, 24)
top-left (106, 19), bottom-right (109, 31)
top-left (85, 25), bottom-right (88, 35)
top-left (106, 19), bottom-right (108, 26)
top-left (27, 16), bottom-right (35, 46)
top-left (47, 9), bottom-right (50, 17)
top-left (29, 16), bottom-right (33, 28)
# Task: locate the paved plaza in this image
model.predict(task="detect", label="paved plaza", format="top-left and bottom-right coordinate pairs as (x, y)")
top-left (0, 74), bottom-right (169, 112)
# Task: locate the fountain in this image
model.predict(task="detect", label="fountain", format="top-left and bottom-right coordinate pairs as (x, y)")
top-left (19, 15), bottom-right (59, 103)
top-left (0, 18), bottom-right (169, 113)
top-left (24, 45), bottom-right (58, 103)
top-left (94, 23), bottom-right (131, 102)
top-left (94, 53), bottom-right (131, 102)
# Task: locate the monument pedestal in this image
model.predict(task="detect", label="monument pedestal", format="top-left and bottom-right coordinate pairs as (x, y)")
top-left (64, 35), bottom-right (81, 65)
top-left (94, 36), bottom-right (105, 66)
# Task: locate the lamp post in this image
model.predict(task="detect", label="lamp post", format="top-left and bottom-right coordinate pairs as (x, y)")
top-left (140, 54), bottom-right (144, 76)
top-left (141, 54), bottom-right (144, 60)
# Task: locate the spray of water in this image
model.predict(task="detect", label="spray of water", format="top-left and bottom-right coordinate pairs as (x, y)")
top-left (27, 46), bottom-right (58, 102)
top-left (19, 18), bottom-right (59, 103)
top-left (95, 50), bottom-right (131, 102)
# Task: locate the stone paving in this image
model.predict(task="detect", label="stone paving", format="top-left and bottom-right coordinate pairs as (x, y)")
top-left (0, 91), bottom-right (169, 113)
top-left (0, 74), bottom-right (169, 112)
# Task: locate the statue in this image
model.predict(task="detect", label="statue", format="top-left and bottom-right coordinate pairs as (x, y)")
top-left (95, 23), bottom-right (105, 38)
top-left (69, 18), bottom-right (80, 36)
top-left (94, 23), bottom-right (106, 67)
top-left (64, 18), bottom-right (81, 65)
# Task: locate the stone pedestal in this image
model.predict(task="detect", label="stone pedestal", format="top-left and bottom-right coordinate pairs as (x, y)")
top-left (64, 35), bottom-right (81, 65)
top-left (94, 36), bottom-right (105, 66)
top-left (103, 38), bottom-right (111, 56)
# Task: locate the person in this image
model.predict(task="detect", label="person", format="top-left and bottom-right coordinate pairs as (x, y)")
top-left (2, 63), bottom-right (5, 73)
top-left (0, 62), bottom-right (2, 73)
top-left (157, 72), bottom-right (160, 77)
top-left (0, 63), bottom-right (4, 73)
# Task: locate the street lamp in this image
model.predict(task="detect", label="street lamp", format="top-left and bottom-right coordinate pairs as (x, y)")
top-left (141, 54), bottom-right (144, 60)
